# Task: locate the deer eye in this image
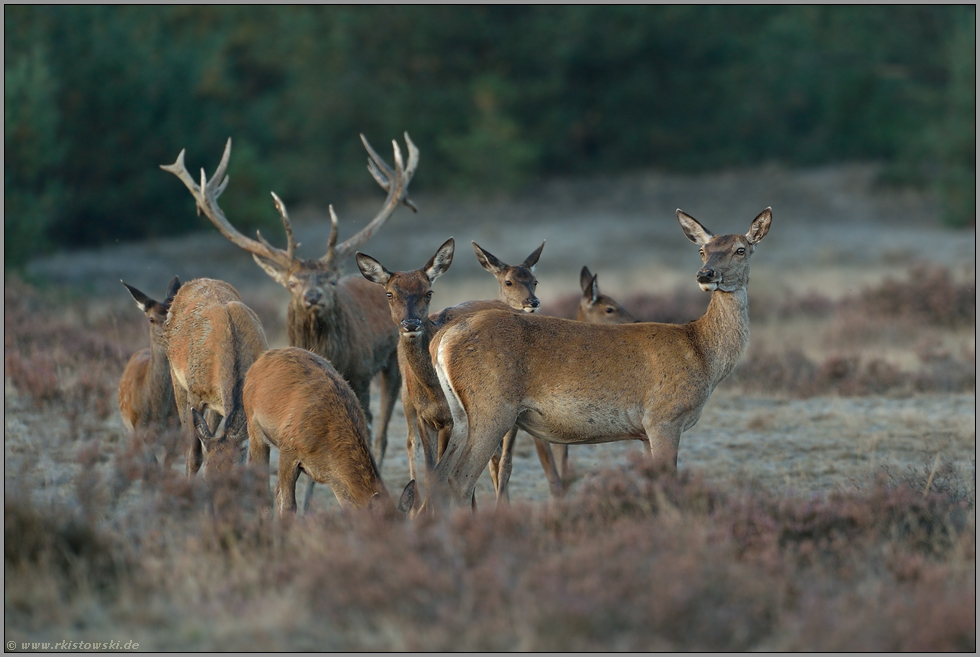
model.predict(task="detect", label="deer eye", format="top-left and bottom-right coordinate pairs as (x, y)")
top-left (425, 292), bottom-right (433, 300)
top-left (505, 280), bottom-right (513, 286)
top-left (386, 292), bottom-right (393, 299)
top-left (736, 247), bottom-right (746, 256)
top-left (605, 307), bottom-right (614, 314)
top-left (699, 248), bottom-right (705, 257)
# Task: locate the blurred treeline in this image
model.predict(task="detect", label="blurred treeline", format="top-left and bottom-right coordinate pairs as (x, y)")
top-left (5, 6), bottom-right (975, 268)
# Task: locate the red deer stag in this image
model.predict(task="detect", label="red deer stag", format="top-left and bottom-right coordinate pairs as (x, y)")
top-left (426, 208), bottom-right (772, 507)
top-left (163, 277), bottom-right (269, 477)
top-left (118, 276), bottom-right (181, 434)
top-left (161, 134), bottom-right (418, 476)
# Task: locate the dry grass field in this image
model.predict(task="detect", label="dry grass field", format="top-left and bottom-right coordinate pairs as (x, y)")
top-left (6, 163), bottom-right (976, 650)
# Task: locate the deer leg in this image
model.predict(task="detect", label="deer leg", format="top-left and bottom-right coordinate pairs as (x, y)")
top-left (643, 420), bottom-right (681, 476)
top-left (374, 355), bottom-right (401, 473)
top-left (488, 446), bottom-right (502, 497)
top-left (246, 418), bottom-right (273, 506)
top-left (531, 435), bottom-right (563, 499)
top-left (175, 386), bottom-right (203, 477)
top-left (275, 450), bottom-right (302, 515)
top-left (438, 412), bottom-right (515, 508)
top-left (552, 443), bottom-right (572, 481)
top-left (494, 426), bottom-right (520, 505)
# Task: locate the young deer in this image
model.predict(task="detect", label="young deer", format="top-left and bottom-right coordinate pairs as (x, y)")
top-left (118, 276), bottom-right (181, 433)
top-left (162, 134), bottom-right (418, 471)
top-left (471, 240), bottom-right (563, 501)
top-left (427, 208), bottom-right (772, 507)
top-left (211, 347), bottom-right (416, 514)
top-left (577, 266), bottom-right (638, 324)
top-left (163, 277), bottom-right (269, 477)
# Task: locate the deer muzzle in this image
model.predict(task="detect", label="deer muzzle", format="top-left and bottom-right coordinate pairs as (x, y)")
top-left (523, 298), bottom-right (540, 313)
top-left (400, 318), bottom-right (423, 337)
top-left (696, 268), bottom-right (720, 291)
top-left (302, 289), bottom-right (323, 308)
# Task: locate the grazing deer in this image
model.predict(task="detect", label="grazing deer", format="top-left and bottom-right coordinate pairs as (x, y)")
top-left (471, 240), bottom-right (564, 502)
top-left (426, 208), bottom-right (773, 507)
top-left (118, 277), bottom-right (181, 433)
top-left (163, 277), bottom-right (269, 477)
top-left (161, 134), bottom-right (418, 474)
top-left (577, 266), bottom-right (638, 324)
top-left (229, 347), bottom-right (416, 514)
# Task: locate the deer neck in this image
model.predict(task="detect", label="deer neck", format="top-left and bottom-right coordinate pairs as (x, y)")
top-left (690, 287), bottom-right (750, 386)
top-left (400, 318), bottom-right (440, 390)
top-left (287, 299), bottom-right (351, 365)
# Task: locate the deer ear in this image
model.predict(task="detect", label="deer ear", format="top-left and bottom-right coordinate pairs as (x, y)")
top-left (522, 240), bottom-right (545, 272)
top-left (252, 254), bottom-right (289, 286)
top-left (355, 252), bottom-right (391, 286)
top-left (191, 407), bottom-right (214, 444)
top-left (471, 241), bottom-right (504, 275)
top-left (122, 281), bottom-right (155, 313)
top-left (746, 207), bottom-right (772, 245)
top-left (165, 276), bottom-right (182, 303)
top-left (589, 274), bottom-right (601, 305)
top-left (676, 210), bottom-right (713, 246)
top-left (397, 479), bottom-right (418, 514)
top-left (424, 238), bottom-right (455, 282)
top-left (580, 266), bottom-right (594, 294)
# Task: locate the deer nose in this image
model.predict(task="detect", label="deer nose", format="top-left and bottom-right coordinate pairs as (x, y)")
top-left (400, 318), bottom-right (422, 333)
top-left (696, 268), bottom-right (716, 283)
top-left (526, 298), bottom-right (540, 309)
top-left (303, 289), bottom-right (322, 307)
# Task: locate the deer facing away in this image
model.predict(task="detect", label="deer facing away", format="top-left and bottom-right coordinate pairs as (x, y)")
top-left (425, 208), bottom-right (772, 507)
top-left (162, 134), bottom-right (418, 475)
top-left (118, 276), bottom-right (182, 434)
top-left (163, 277), bottom-right (269, 478)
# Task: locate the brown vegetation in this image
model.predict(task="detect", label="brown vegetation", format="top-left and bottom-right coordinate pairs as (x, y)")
top-left (4, 272), bottom-right (975, 650)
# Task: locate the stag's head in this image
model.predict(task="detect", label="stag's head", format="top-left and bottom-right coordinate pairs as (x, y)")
top-left (577, 266), bottom-right (637, 324)
top-left (472, 241), bottom-right (544, 313)
top-left (677, 208), bottom-right (772, 293)
top-left (162, 134), bottom-right (419, 320)
top-left (356, 238), bottom-right (455, 339)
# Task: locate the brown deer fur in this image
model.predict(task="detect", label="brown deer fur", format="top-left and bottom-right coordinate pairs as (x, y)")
top-left (118, 276), bottom-right (181, 432)
top-left (426, 208), bottom-right (772, 507)
top-left (240, 347), bottom-right (416, 514)
top-left (163, 277), bottom-right (269, 477)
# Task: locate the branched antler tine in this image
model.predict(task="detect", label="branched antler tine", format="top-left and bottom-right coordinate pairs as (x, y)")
top-left (361, 133), bottom-right (393, 189)
top-left (319, 204), bottom-right (340, 266)
top-left (270, 192), bottom-right (297, 261)
top-left (204, 137), bottom-right (232, 195)
top-left (330, 133), bottom-right (420, 262)
top-left (160, 149), bottom-right (202, 198)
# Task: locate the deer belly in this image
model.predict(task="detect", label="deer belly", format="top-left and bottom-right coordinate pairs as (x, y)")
top-left (518, 403), bottom-right (643, 445)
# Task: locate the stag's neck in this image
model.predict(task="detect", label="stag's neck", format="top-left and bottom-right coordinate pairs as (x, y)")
top-left (690, 288), bottom-right (750, 386)
top-left (287, 301), bottom-right (352, 369)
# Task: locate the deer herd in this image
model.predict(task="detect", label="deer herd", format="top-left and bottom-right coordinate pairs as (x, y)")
top-left (118, 132), bottom-right (772, 516)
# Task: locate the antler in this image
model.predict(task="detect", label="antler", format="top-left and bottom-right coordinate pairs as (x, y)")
top-left (323, 132), bottom-right (420, 266)
top-left (161, 138), bottom-right (296, 270)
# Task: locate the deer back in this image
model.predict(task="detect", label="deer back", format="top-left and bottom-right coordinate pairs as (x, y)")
top-left (164, 278), bottom-right (268, 439)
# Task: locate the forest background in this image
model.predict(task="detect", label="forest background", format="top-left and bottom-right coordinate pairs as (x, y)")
top-left (4, 5), bottom-right (975, 269)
